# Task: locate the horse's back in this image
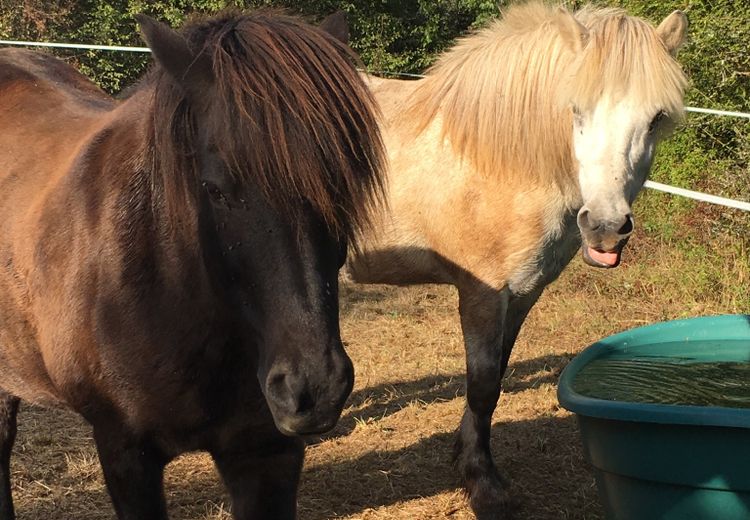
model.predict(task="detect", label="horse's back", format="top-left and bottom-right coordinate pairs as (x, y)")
top-left (0, 49), bottom-right (111, 106)
top-left (0, 48), bottom-right (113, 152)
top-left (0, 49), bottom-right (113, 212)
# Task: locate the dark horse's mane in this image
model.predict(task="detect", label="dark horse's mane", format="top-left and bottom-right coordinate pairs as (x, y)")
top-left (144, 10), bottom-right (385, 241)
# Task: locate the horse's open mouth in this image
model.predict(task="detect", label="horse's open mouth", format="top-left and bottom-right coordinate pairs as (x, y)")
top-left (581, 244), bottom-right (625, 268)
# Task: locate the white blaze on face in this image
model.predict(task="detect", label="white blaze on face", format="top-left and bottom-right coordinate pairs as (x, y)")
top-left (563, 8), bottom-right (687, 268)
top-left (573, 95), bottom-right (660, 227)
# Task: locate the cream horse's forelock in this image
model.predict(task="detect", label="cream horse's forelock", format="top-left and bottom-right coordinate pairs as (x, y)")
top-left (404, 2), bottom-right (687, 192)
top-left (569, 6), bottom-right (688, 115)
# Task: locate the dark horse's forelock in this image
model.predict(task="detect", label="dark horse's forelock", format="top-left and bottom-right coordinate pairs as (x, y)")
top-left (150, 10), bottom-right (385, 242)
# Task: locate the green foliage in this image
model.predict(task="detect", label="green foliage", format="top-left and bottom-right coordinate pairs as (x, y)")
top-left (0, 0), bottom-right (500, 90)
top-left (340, 0), bottom-right (499, 73)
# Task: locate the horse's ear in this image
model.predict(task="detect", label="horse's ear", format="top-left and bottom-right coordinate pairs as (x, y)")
top-left (656, 10), bottom-right (688, 55)
top-left (320, 11), bottom-right (349, 44)
top-left (556, 9), bottom-right (589, 54)
top-left (135, 14), bottom-right (213, 94)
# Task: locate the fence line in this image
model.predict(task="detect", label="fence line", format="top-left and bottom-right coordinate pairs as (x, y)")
top-left (683, 106), bottom-right (750, 119)
top-left (0, 39), bottom-right (151, 52)
top-left (1, 39), bottom-right (748, 211)
top-left (644, 181), bottom-right (750, 212)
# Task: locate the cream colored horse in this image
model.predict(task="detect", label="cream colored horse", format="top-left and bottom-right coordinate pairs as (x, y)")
top-left (345, 3), bottom-right (688, 518)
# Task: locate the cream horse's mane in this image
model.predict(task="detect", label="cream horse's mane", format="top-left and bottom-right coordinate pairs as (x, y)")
top-left (406, 2), bottom-right (688, 187)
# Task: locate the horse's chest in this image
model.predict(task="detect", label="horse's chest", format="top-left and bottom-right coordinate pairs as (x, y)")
top-left (507, 216), bottom-right (580, 295)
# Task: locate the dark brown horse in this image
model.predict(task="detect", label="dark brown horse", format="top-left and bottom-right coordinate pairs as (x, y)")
top-left (0, 10), bottom-right (383, 519)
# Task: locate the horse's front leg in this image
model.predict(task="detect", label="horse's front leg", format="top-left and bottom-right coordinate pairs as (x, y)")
top-left (455, 283), bottom-right (542, 519)
top-left (0, 392), bottom-right (19, 520)
top-left (92, 421), bottom-right (169, 520)
top-left (212, 434), bottom-right (304, 520)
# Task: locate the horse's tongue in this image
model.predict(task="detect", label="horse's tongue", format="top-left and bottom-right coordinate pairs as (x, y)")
top-left (587, 247), bottom-right (620, 267)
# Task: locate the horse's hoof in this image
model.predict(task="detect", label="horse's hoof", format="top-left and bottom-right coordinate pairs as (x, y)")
top-left (467, 471), bottom-right (516, 520)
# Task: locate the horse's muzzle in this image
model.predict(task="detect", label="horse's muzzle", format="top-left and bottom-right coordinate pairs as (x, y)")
top-left (578, 208), bottom-right (634, 268)
top-left (263, 348), bottom-right (354, 436)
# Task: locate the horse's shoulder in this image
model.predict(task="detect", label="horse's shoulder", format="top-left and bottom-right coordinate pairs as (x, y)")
top-left (0, 49), bottom-right (111, 108)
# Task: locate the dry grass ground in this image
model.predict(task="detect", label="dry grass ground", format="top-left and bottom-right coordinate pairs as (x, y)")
top-left (7, 206), bottom-right (750, 519)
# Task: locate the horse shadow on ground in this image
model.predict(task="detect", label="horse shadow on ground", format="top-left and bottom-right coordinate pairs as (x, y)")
top-left (14, 412), bottom-right (601, 520)
top-left (309, 352), bottom-right (576, 444)
top-left (298, 414), bottom-right (601, 520)
top-left (12, 352), bottom-right (588, 519)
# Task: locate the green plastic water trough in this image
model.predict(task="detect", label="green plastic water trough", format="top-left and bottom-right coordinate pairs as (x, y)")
top-left (557, 314), bottom-right (750, 520)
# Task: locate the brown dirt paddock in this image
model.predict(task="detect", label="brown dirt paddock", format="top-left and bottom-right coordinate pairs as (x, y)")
top-left (8, 225), bottom-right (748, 519)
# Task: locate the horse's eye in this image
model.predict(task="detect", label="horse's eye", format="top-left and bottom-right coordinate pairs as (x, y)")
top-left (202, 181), bottom-right (224, 201)
top-left (648, 110), bottom-right (667, 134)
